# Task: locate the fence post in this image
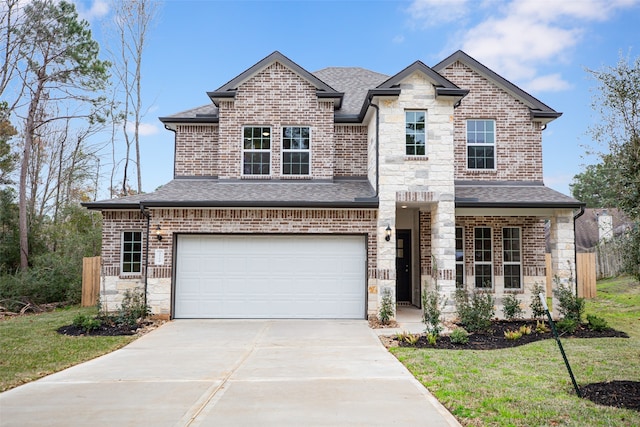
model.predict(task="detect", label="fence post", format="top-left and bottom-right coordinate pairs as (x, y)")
top-left (82, 256), bottom-right (101, 307)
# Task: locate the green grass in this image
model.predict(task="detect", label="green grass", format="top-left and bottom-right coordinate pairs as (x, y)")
top-left (392, 275), bottom-right (640, 427)
top-left (0, 306), bottom-right (137, 392)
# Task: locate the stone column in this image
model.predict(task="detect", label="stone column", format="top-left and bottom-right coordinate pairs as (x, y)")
top-left (429, 199), bottom-right (457, 317)
top-left (548, 209), bottom-right (577, 318)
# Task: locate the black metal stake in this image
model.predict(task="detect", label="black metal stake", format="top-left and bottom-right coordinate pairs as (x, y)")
top-left (539, 293), bottom-right (582, 398)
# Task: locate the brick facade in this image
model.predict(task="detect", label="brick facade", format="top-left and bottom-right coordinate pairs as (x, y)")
top-left (440, 61), bottom-right (544, 182)
top-left (174, 125), bottom-right (218, 177)
top-left (334, 125), bottom-right (368, 176)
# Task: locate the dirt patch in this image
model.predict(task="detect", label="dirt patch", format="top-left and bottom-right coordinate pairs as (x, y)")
top-left (368, 316), bottom-right (399, 329)
top-left (392, 320), bottom-right (628, 350)
top-left (581, 381), bottom-right (640, 411)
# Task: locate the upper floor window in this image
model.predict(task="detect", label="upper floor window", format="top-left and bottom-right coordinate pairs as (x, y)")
top-left (121, 231), bottom-right (142, 274)
top-left (503, 227), bottom-right (522, 289)
top-left (467, 120), bottom-right (495, 169)
top-left (243, 127), bottom-right (271, 175)
top-left (405, 111), bottom-right (426, 156)
top-left (282, 126), bottom-right (310, 175)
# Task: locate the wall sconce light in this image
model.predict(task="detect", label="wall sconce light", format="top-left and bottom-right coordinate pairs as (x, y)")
top-left (385, 225), bottom-right (392, 242)
top-left (155, 224), bottom-right (163, 241)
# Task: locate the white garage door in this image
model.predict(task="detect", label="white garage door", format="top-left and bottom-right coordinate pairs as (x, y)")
top-left (174, 235), bottom-right (366, 319)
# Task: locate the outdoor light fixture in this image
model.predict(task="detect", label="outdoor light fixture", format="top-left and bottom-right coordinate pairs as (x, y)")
top-left (155, 224), bottom-right (163, 241)
top-left (385, 225), bottom-right (392, 242)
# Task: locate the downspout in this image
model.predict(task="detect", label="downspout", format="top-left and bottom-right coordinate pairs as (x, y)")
top-left (572, 205), bottom-right (586, 295)
top-left (140, 203), bottom-right (150, 308)
top-left (367, 100), bottom-right (380, 197)
top-left (164, 124), bottom-right (177, 179)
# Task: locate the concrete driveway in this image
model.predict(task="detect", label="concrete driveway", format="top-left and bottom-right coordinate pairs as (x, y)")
top-left (0, 320), bottom-right (460, 427)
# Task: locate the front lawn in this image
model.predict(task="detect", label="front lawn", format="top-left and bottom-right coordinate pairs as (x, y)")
top-left (392, 275), bottom-right (640, 426)
top-left (0, 306), bottom-right (137, 392)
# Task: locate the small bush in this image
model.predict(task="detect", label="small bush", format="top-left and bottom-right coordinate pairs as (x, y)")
top-left (529, 282), bottom-right (546, 319)
top-left (450, 327), bottom-right (469, 345)
top-left (586, 314), bottom-right (609, 332)
top-left (518, 325), bottom-right (532, 335)
top-left (426, 333), bottom-right (438, 346)
top-left (455, 289), bottom-right (495, 333)
top-left (378, 288), bottom-right (394, 325)
top-left (404, 334), bottom-right (420, 346)
top-left (72, 313), bottom-right (101, 332)
top-left (553, 278), bottom-right (585, 323)
top-left (556, 318), bottom-right (578, 334)
top-left (536, 320), bottom-right (550, 333)
top-left (422, 288), bottom-right (445, 337)
top-left (504, 329), bottom-right (523, 340)
top-left (116, 289), bottom-right (149, 328)
top-left (502, 294), bottom-right (523, 320)
top-left (396, 331), bottom-right (409, 342)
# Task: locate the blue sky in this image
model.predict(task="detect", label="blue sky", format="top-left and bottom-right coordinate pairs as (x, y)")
top-left (76, 0), bottom-right (640, 198)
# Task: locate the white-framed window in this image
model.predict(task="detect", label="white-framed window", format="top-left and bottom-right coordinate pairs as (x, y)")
top-left (474, 227), bottom-right (493, 289)
top-left (503, 227), bottom-right (522, 289)
top-left (456, 227), bottom-right (464, 289)
top-left (121, 230), bottom-right (142, 274)
top-left (405, 111), bottom-right (426, 156)
top-left (282, 126), bottom-right (310, 175)
top-left (467, 119), bottom-right (495, 169)
top-left (243, 126), bottom-right (271, 175)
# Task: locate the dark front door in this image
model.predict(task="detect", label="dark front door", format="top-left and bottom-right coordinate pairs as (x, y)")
top-left (396, 230), bottom-right (412, 303)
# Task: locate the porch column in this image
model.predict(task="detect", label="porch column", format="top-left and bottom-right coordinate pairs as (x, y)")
top-left (376, 196), bottom-right (397, 317)
top-left (429, 199), bottom-right (457, 317)
top-left (549, 209), bottom-right (577, 318)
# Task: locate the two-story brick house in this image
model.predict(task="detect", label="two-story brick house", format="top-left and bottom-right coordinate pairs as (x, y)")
top-left (84, 51), bottom-right (583, 320)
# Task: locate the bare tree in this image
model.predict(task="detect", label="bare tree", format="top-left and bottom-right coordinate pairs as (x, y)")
top-left (110, 0), bottom-right (158, 195)
top-left (14, 0), bottom-right (110, 269)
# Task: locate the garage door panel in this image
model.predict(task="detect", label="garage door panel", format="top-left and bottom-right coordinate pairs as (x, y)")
top-left (175, 235), bottom-right (366, 319)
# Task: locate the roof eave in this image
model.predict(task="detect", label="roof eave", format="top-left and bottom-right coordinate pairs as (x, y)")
top-left (455, 201), bottom-right (585, 209)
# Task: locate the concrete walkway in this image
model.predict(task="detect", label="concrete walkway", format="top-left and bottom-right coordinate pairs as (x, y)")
top-left (0, 320), bottom-right (460, 427)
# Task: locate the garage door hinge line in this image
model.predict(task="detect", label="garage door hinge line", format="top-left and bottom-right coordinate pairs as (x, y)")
top-left (180, 322), bottom-right (271, 427)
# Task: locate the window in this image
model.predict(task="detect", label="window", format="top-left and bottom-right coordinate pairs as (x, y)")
top-left (467, 120), bottom-right (495, 169)
top-left (503, 227), bottom-right (522, 289)
top-left (243, 127), bottom-right (271, 175)
top-left (455, 227), bottom-right (464, 289)
top-left (282, 126), bottom-right (310, 175)
top-left (405, 111), bottom-right (426, 156)
top-left (474, 227), bottom-right (492, 288)
top-left (121, 231), bottom-right (142, 274)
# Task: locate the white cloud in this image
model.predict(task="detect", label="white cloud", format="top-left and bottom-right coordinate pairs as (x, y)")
top-left (75, 0), bottom-right (109, 22)
top-left (127, 121), bottom-right (159, 136)
top-left (406, 0), bottom-right (640, 92)
top-left (406, 0), bottom-right (469, 27)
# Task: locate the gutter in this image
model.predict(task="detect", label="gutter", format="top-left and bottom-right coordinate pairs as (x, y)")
top-left (367, 100), bottom-right (380, 197)
top-left (573, 205), bottom-right (586, 296)
top-left (139, 204), bottom-right (150, 308)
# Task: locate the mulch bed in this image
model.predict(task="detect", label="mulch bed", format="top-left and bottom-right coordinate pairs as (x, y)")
top-left (396, 320), bottom-right (628, 350)
top-left (57, 319), bottom-right (163, 337)
top-left (581, 381), bottom-right (640, 412)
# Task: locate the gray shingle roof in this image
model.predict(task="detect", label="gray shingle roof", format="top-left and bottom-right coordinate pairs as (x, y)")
top-left (455, 181), bottom-right (583, 208)
top-left (84, 178), bottom-right (377, 209)
top-left (312, 67), bottom-right (389, 117)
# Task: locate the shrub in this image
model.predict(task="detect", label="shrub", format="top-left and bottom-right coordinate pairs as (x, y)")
top-left (72, 313), bottom-right (102, 332)
top-left (455, 289), bottom-right (495, 333)
top-left (536, 320), bottom-right (550, 333)
top-left (504, 329), bottom-right (522, 340)
top-left (404, 334), bottom-right (420, 346)
top-left (422, 288), bottom-right (445, 337)
top-left (502, 294), bottom-right (523, 320)
top-left (553, 278), bottom-right (585, 323)
top-left (378, 288), bottom-right (394, 325)
top-left (556, 318), bottom-right (578, 334)
top-left (529, 282), bottom-right (547, 319)
top-left (426, 333), bottom-right (438, 346)
top-left (518, 325), bottom-right (532, 335)
top-left (450, 327), bottom-right (469, 345)
top-left (116, 288), bottom-right (149, 328)
top-left (586, 314), bottom-right (609, 332)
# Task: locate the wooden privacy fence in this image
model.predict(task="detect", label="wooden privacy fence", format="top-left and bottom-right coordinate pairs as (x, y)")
top-left (545, 253), bottom-right (596, 298)
top-left (82, 256), bottom-right (101, 307)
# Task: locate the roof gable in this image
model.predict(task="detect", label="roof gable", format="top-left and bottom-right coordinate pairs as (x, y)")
top-left (433, 50), bottom-right (561, 123)
top-left (207, 51), bottom-right (343, 107)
